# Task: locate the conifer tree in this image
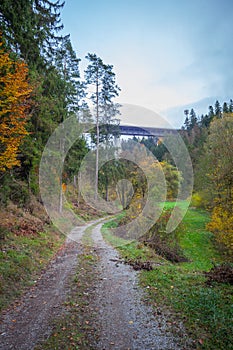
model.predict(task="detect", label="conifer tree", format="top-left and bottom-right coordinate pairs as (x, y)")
top-left (0, 0), bottom-right (65, 68)
top-left (229, 99), bottom-right (233, 113)
top-left (189, 108), bottom-right (197, 129)
top-left (214, 100), bottom-right (222, 118)
top-left (55, 36), bottom-right (86, 115)
top-left (208, 105), bottom-right (214, 118)
top-left (222, 102), bottom-right (229, 114)
top-left (85, 53), bottom-right (120, 198)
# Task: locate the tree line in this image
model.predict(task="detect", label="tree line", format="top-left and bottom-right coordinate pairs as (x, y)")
top-left (0, 0), bottom-right (120, 205)
top-left (181, 100), bottom-right (233, 255)
top-left (131, 99), bottom-right (232, 255)
top-left (0, 1), bottom-right (232, 255)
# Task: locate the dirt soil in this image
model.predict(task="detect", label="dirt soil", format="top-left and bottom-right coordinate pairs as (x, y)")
top-left (0, 219), bottom-right (193, 350)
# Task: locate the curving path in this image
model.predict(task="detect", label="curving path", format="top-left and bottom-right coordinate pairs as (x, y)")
top-left (89, 222), bottom-right (191, 350)
top-left (0, 218), bottom-right (192, 350)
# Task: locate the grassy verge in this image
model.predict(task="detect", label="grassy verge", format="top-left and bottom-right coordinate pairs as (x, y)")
top-left (0, 226), bottom-right (64, 311)
top-left (102, 205), bottom-right (233, 350)
top-left (35, 225), bottom-right (99, 350)
top-left (102, 220), bottom-right (163, 263)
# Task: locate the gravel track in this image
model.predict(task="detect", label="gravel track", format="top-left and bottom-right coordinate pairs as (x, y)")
top-left (0, 218), bottom-right (192, 350)
top-left (90, 222), bottom-right (192, 350)
top-left (0, 220), bottom-right (100, 350)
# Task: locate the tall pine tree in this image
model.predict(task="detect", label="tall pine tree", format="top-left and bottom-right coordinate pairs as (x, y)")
top-left (85, 53), bottom-right (120, 198)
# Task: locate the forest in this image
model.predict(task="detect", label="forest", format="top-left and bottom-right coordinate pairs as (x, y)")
top-left (0, 1), bottom-right (232, 349)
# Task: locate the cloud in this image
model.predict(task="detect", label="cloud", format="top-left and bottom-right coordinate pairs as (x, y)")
top-left (62, 0), bottom-right (233, 128)
top-left (118, 103), bottom-right (173, 128)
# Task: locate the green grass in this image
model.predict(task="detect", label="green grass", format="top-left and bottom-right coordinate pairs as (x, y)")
top-left (102, 204), bottom-right (233, 350)
top-left (0, 227), bottom-right (64, 311)
top-left (178, 209), bottom-right (223, 270)
top-left (140, 264), bottom-right (232, 349)
top-left (102, 214), bottom-right (157, 261)
top-left (162, 200), bottom-right (189, 210)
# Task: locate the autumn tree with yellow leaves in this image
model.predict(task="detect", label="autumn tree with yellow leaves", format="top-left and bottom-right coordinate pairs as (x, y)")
top-left (0, 37), bottom-right (32, 172)
top-left (204, 114), bottom-right (233, 254)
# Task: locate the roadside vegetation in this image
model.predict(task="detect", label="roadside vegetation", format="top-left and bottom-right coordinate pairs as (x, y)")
top-left (102, 204), bottom-right (233, 350)
top-left (0, 227), bottom-right (64, 311)
top-left (0, 201), bottom-right (64, 311)
top-left (0, 191), bottom-right (105, 312)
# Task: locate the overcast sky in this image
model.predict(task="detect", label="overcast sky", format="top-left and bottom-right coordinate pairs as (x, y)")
top-left (61, 0), bottom-right (233, 127)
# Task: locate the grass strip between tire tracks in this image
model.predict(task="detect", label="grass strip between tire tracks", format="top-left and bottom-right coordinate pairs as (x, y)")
top-left (35, 223), bottom-right (100, 350)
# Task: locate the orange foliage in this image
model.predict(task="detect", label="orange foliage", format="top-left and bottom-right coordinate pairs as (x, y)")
top-left (62, 183), bottom-right (67, 192)
top-left (0, 36), bottom-right (32, 171)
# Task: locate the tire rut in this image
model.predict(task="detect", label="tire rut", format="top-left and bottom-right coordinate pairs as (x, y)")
top-left (0, 219), bottom-right (102, 350)
top-left (89, 222), bottom-right (193, 350)
top-left (0, 219), bottom-right (193, 350)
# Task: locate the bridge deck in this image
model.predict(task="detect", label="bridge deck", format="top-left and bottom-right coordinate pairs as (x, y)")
top-left (119, 125), bottom-right (177, 137)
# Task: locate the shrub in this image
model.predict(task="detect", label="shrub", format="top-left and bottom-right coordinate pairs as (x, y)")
top-left (140, 209), bottom-right (189, 263)
top-left (191, 191), bottom-right (209, 208)
top-left (207, 205), bottom-right (233, 256)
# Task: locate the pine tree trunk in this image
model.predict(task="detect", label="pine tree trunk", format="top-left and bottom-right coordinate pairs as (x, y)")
top-left (59, 125), bottom-right (65, 213)
top-left (95, 75), bottom-right (99, 200)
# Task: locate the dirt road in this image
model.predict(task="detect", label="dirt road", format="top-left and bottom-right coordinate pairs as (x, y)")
top-left (0, 220), bottom-right (99, 350)
top-left (0, 219), bottom-right (192, 350)
top-left (89, 222), bottom-right (191, 350)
